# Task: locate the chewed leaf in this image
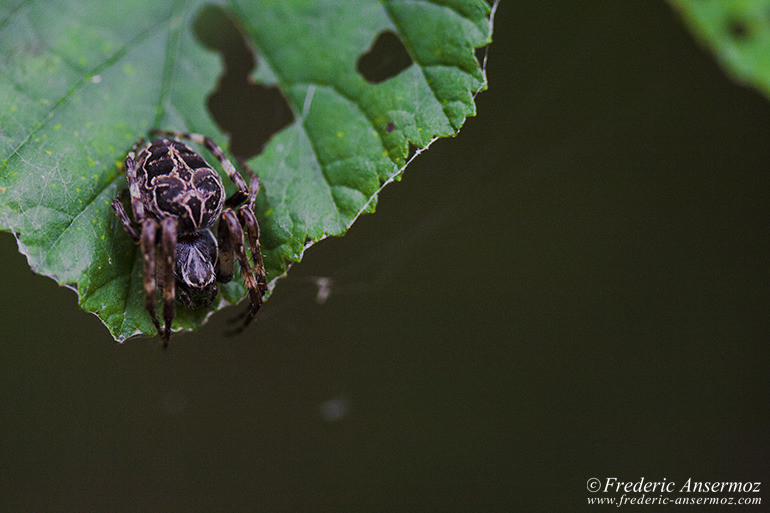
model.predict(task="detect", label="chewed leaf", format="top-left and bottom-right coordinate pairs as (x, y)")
top-left (670, 0), bottom-right (770, 97)
top-left (0, 0), bottom-right (495, 341)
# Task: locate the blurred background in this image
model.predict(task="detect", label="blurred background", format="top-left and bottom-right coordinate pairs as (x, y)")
top-left (1, 2), bottom-right (768, 511)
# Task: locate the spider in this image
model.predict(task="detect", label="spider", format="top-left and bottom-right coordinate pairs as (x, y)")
top-left (111, 130), bottom-right (267, 346)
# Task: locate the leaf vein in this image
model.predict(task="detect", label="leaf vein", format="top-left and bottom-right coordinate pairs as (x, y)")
top-left (45, 176), bottom-right (121, 256)
top-left (0, 0), bottom-right (34, 34)
top-left (153, 0), bottom-right (185, 129)
top-left (4, 20), bottom-right (169, 171)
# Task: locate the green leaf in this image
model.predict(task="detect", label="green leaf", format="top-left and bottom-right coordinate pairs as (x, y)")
top-left (670, 0), bottom-right (770, 98)
top-left (0, 0), bottom-right (494, 341)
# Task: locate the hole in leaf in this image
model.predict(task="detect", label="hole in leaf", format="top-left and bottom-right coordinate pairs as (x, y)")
top-left (357, 31), bottom-right (413, 84)
top-left (194, 5), bottom-right (293, 160)
top-left (727, 19), bottom-right (750, 40)
top-left (475, 46), bottom-right (485, 66)
top-left (407, 142), bottom-right (419, 161)
top-left (475, 43), bottom-right (492, 70)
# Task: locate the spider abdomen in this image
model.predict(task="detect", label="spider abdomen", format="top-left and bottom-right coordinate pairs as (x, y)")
top-left (137, 138), bottom-right (225, 232)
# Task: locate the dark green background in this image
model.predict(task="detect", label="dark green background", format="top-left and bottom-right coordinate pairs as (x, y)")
top-left (1, 2), bottom-right (767, 511)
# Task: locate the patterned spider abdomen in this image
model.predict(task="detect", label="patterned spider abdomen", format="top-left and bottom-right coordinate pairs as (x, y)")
top-left (136, 138), bottom-right (225, 233)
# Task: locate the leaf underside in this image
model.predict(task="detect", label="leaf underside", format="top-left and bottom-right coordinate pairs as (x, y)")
top-left (0, 0), bottom-right (494, 341)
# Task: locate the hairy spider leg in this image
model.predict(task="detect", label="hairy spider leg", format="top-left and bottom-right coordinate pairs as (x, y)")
top-left (111, 141), bottom-right (151, 242)
top-left (112, 140), bottom-right (171, 344)
top-left (139, 218), bottom-right (162, 337)
top-left (125, 146), bottom-right (147, 223)
top-left (118, 140), bottom-right (171, 344)
top-left (234, 173), bottom-right (266, 294)
top-left (225, 206), bottom-right (267, 328)
top-left (160, 217), bottom-right (177, 347)
top-left (129, 137), bottom-right (147, 154)
top-left (215, 209), bottom-right (237, 284)
top-left (246, 173), bottom-right (260, 210)
top-left (150, 130), bottom-right (251, 207)
top-left (237, 206), bottom-right (267, 297)
top-left (111, 191), bottom-right (139, 242)
top-left (218, 209), bottom-right (263, 333)
top-left (225, 158), bottom-right (259, 209)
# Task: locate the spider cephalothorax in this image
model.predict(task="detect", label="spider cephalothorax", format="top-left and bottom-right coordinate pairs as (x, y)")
top-left (112, 130), bottom-right (267, 346)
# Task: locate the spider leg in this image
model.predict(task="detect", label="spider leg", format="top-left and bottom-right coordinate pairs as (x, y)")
top-left (111, 191), bottom-right (139, 242)
top-left (139, 218), bottom-right (162, 339)
top-left (241, 174), bottom-right (265, 293)
top-left (113, 139), bottom-right (172, 343)
top-left (217, 208), bottom-right (263, 333)
top-left (237, 205), bottom-right (267, 297)
top-left (159, 217), bottom-right (178, 347)
top-left (129, 137), bottom-right (147, 156)
top-left (224, 160), bottom-right (259, 209)
top-left (151, 130), bottom-right (250, 206)
top-left (125, 144), bottom-right (147, 222)
top-left (216, 211), bottom-right (236, 284)
top-left (245, 173), bottom-right (260, 211)
top-left (112, 140), bottom-right (150, 240)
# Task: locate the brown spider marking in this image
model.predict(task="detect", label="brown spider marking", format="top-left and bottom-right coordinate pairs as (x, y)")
top-left (136, 137), bottom-right (226, 233)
